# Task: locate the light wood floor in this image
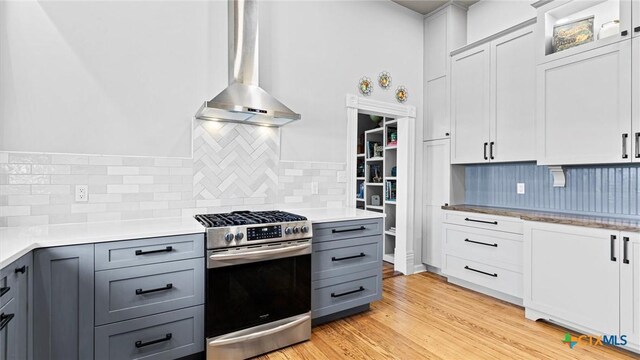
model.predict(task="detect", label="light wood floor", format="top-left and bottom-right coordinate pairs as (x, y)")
top-left (257, 272), bottom-right (638, 360)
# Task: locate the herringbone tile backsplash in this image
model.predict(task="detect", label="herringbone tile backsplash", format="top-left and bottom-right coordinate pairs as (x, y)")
top-left (0, 122), bottom-right (346, 227)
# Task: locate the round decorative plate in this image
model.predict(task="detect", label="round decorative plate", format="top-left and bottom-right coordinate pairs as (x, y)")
top-left (358, 76), bottom-right (373, 96)
top-left (395, 86), bottom-right (408, 103)
top-left (378, 71), bottom-right (392, 90)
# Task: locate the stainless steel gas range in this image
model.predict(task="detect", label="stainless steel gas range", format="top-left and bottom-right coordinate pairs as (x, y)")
top-left (194, 210), bottom-right (313, 360)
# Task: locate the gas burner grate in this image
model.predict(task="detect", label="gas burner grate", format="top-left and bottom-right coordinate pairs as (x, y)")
top-left (195, 210), bottom-right (307, 228)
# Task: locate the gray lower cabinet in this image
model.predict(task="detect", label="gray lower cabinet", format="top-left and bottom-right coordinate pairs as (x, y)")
top-left (0, 253), bottom-right (33, 360)
top-left (94, 305), bottom-right (204, 360)
top-left (311, 219), bottom-right (383, 321)
top-left (33, 244), bottom-right (95, 360)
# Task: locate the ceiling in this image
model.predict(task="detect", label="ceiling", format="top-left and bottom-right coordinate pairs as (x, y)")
top-left (391, 0), bottom-right (479, 15)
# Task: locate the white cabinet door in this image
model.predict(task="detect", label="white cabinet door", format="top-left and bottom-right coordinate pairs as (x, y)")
top-left (424, 76), bottom-right (450, 141)
top-left (536, 40), bottom-right (632, 165)
top-left (424, 10), bottom-right (448, 81)
top-left (422, 139), bottom-right (450, 269)
top-left (490, 26), bottom-right (536, 162)
top-left (633, 37), bottom-right (640, 161)
top-left (451, 44), bottom-right (491, 164)
top-left (633, 0), bottom-right (640, 38)
top-left (524, 223), bottom-right (620, 335)
top-left (620, 232), bottom-right (640, 350)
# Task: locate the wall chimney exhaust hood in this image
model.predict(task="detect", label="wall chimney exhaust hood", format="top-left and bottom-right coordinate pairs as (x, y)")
top-left (195, 0), bottom-right (300, 127)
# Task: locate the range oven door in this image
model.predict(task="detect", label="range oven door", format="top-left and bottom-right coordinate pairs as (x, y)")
top-left (206, 241), bottom-right (311, 358)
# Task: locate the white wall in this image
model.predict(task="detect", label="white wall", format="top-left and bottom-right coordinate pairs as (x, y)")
top-left (466, 0), bottom-right (536, 44)
top-left (0, 0), bottom-right (423, 164)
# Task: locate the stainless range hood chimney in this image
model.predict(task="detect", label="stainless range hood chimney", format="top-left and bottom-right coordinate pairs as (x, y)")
top-left (195, 0), bottom-right (301, 127)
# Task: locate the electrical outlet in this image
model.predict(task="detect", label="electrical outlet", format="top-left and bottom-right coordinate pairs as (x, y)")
top-left (75, 185), bottom-right (88, 202)
top-left (311, 182), bottom-right (319, 195)
top-left (517, 183), bottom-right (525, 195)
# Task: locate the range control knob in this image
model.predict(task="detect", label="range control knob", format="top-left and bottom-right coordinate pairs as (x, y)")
top-left (301, 225), bottom-right (309, 233)
top-left (224, 233), bottom-right (235, 243)
top-left (293, 226), bottom-right (300, 234)
top-left (285, 227), bottom-right (293, 235)
top-left (235, 232), bottom-right (244, 241)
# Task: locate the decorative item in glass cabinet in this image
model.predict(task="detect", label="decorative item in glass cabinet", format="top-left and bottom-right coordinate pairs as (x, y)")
top-left (378, 71), bottom-right (392, 90)
top-left (373, 144), bottom-right (384, 158)
top-left (371, 195), bottom-right (381, 206)
top-left (395, 86), bottom-right (408, 103)
top-left (358, 76), bottom-right (373, 96)
top-left (598, 20), bottom-right (620, 40)
top-left (369, 115), bottom-right (383, 127)
top-left (358, 182), bottom-right (365, 199)
top-left (552, 15), bottom-right (594, 53)
top-left (387, 127), bottom-right (397, 146)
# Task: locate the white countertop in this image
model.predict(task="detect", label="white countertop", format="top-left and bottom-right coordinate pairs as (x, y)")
top-left (0, 207), bottom-right (383, 269)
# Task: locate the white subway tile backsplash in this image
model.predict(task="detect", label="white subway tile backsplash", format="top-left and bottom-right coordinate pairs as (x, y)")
top-left (0, 127), bottom-right (346, 227)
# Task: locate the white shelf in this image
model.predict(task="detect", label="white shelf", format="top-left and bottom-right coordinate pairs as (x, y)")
top-left (356, 198), bottom-right (365, 202)
top-left (366, 205), bottom-right (384, 211)
top-left (366, 157), bottom-right (384, 162)
top-left (385, 145), bottom-right (397, 150)
top-left (385, 119), bottom-right (398, 125)
top-left (385, 177), bottom-right (397, 180)
top-left (356, 177), bottom-right (365, 180)
top-left (385, 201), bottom-right (396, 205)
top-left (383, 253), bottom-right (395, 264)
top-left (366, 182), bottom-right (383, 186)
top-left (385, 230), bottom-right (396, 236)
top-left (365, 128), bottom-right (384, 135)
top-left (357, 153), bottom-right (365, 157)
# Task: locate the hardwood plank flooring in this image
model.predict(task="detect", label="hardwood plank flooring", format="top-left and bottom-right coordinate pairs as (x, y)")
top-left (382, 261), bottom-right (402, 280)
top-left (257, 272), bottom-right (638, 360)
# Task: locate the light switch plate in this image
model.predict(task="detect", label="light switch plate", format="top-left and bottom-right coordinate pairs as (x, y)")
top-left (517, 183), bottom-right (525, 195)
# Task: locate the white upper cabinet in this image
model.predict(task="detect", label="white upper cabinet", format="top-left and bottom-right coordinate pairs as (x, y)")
top-left (490, 26), bottom-right (536, 162)
top-left (633, 37), bottom-right (640, 160)
top-left (634, 0), bottom-right (640, 36)
top-left (425, 11), bottom-right (448, 80)
top-left (536, 40), bottom-right (632, 165)
top-left (451, 44), bottom-right (491, 164)
top-left (450, 22), bottom-right (536, 164)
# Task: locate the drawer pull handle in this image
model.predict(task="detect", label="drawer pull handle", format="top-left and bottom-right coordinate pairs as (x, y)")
top-left (464, 265), bottom-right (497, 278)
top-left (135, 333), bottom-right (172, 348)
top-left (464, 217), bottom-right (498, 225)
top-left (331, 286), bottom-right (365, 298)
top-left (464, 239), bottom-right (497, 247)
top-left (611, 235), bottom-right (617, 262)
top-left (135, 246), bottom-right (173, 256)
top-left (14, 266), bottom-right (26, 274)
top-left (623, 237), bottom-right (630, 264)
top-left (332, 253), bottom-right (366, 261)
top-left (0, 287), bottom-right (9, 299)
top-left (136, 283), bottom-right (173, 295)
top-left (332, 226), bottom-right (366, 234)
top-left (0, 313), bottom-right (14, 332)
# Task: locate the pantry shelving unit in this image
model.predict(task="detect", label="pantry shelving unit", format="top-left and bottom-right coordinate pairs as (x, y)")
top-left (346, 94), bottom-right (416, 274)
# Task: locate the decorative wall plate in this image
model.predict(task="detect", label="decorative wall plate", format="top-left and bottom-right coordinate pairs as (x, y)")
top-left (358, 77), bottom-right (373, 96)
top-left (395, 86), bottom-right (408, 103)
top-left (378, 71), bottom-right (392, 90)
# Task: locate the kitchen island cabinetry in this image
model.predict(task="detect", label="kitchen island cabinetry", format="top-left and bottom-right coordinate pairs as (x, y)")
top-left (0, 253), bottom-right (31, 360)
top-left (311, 218), bottom-right (383, 324)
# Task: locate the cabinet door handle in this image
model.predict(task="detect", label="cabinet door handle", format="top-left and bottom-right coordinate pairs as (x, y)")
top-left (623, 134), bottom-right (629, 159)
top-left (623, 237), bottom-right (630, 264)
top-left (14, 266), bottom-right (25, 274)
top-left (332, 226), bottom-right (365, 234)
top-left (635, 133), bottom-right (640, 158)
top-left (135, 246), bottom-right (173, 256)
top-left (135, 333), bottom-right (172, 348)
top-left (331, 286), bottom-right (365, 298)
top-left (464, 217), bottom-right (498, 225)
top-left (0, 313), bottom-right (14, 332)
top-left (635, 26), bottom-right (640, 33)
top-left (135, 283), bottom-right (173, 295)
top-left (483, 142), bottom-right (488, 160)
top-left (611, 235), bottom-right (617, 262)
top-left (464, 265), bottom-right (498, 277)
top-left (464, 238), bottom-right (498, 247)
top-left (332, 253), bottom-right (365, 261)
top-left (489, 142), bottom-right (495, 160)
top-left (0, 287), bottom-right (9, 299)
top-left (622, 30), bottom-right (629, 36)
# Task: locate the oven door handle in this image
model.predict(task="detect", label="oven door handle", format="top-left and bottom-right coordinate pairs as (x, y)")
top-left (209, 243), bottom-right (311, 262)
top-left (208, 314), bottom-right (310, 347)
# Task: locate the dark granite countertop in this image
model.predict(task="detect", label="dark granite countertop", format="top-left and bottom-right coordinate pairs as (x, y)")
top-left (442, 204), bottom-right (640, 232)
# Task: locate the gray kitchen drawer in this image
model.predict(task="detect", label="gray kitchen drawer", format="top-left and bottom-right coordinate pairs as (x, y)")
top-left (95, 305), bottom-right (204, 360)
top-left (312, 218), bottom-right (383, 244)
top-left (0, 266), bottom-right (14, 308)
top-left (312, 235), bottom-right (382, 281)
top-left (95, 234), bottom-right (204, 270)
top-left (95, 258), bottom-right (204, 325)
top-left (311, 268), bottom-right (382, 319)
